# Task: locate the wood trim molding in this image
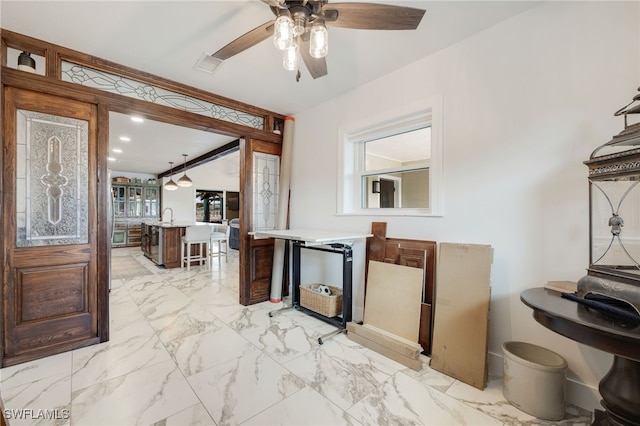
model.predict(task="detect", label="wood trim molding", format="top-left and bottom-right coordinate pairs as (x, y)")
top-left (1, 28), bottom-right (285, 127)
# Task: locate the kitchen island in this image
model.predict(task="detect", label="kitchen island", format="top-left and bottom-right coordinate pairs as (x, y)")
top-left (141, 221), bottom-right (207, 269)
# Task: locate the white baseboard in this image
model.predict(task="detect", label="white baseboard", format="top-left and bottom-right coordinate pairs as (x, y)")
top-left (487, 351), bottom-right (602, 412)
top-left (487, 349), bottom-right (503, 378)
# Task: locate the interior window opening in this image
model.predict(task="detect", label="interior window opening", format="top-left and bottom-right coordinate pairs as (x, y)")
top-left (362, 126), bottom-right (431, 209)
top-left (338, 96), bottom-right (443, 217)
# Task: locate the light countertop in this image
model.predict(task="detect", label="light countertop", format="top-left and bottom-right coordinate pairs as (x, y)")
top-left (143, 221), bottom-right (210, 228)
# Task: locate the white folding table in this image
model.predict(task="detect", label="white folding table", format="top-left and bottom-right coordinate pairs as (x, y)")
top-left (253, 229), bottom-right (372, 343)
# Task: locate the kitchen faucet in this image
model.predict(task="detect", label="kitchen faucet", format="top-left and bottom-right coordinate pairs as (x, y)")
top-left (162, 207), bottom-right (174, 224)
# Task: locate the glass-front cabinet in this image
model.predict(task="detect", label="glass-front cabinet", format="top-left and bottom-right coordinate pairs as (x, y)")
top-left (127, 186), bottom-right (143, 217)
top-left (113, 185), bottom-right (127, 217)
top-left (112, 183), bottom-right (159, 218)
top-left (144, 186), bottom-right (159, 217)
top-left (112, 182), bottom-right (160, 247)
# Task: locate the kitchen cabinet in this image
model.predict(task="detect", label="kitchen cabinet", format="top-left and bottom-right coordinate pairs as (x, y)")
top-left (112, 182), bottom-right (160, 247)
top-left (127, 223), bottom-right (142, 246)
top-left (112, 185), bottom-right (127, 217)
top-left (144, 186), bottom-right (160, 217)
top-left (127, 186), bottom-right (143, 217)
top-left (142, 223), bottom-right (187, 268)
top-left (112, 222), bottom-right (127, 247)
top-left (112, 182), bottom-right (159, 219)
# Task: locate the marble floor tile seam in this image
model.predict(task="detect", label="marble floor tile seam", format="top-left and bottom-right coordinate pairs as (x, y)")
top-left (237, 384), bottom-right (362, 426)
top-left (165, 326), bottom-right (268, 378)
top-left (159, 337), bottom-right (311, 425)
top-left (68, 352), bottom-right (173, 394)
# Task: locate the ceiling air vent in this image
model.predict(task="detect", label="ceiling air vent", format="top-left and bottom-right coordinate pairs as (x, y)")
top-left (194, 53), bottom-right (223, 74)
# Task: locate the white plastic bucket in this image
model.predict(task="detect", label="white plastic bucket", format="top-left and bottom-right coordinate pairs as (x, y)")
top-left (502, 341), bottom-right (567, 420)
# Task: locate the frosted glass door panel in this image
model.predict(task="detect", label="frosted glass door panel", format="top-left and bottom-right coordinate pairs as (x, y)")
top-left (252, 152), bottom-right (279, 231)
top-left (16, 110), bottom-right (89, 247)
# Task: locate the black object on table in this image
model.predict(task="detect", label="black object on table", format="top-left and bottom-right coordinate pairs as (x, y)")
top-left (521, 288), bottom-right (640, 426)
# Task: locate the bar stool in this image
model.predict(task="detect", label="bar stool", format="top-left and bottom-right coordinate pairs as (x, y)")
top-left (181, 225), bottom-right (211, 270)
top-left (209, 223), bottom-right (230, 264)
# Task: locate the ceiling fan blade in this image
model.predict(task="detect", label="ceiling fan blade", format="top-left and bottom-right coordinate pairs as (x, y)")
top-left (299, 38), bottom-right (328, 79)
top-left (323, 3), bottom-right (425, 30)
top-left (212, 20), bottom-right (275, 60)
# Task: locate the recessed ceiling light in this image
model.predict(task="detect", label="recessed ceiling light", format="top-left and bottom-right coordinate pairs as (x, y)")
top-left (107, 157), bottom-right (116, 162)
top-left (120, 136), bottom-right (131, 142)
top-left (112, 148), bottom-right (122, 153)
top-left (131, 116), bottom-right (144, 123)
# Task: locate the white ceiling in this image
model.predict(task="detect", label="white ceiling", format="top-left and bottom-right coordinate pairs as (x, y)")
top-left (1, 0), bottom-right (540, 175)
top-left (108, 111), bottom-right (239, 175)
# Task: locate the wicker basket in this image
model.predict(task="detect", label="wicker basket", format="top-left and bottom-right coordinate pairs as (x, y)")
top-left (300, 284), bottom-right (343, 317)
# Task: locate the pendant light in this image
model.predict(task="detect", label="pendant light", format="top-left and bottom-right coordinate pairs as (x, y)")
top-left (165, 162), bottom-right (178, 191)
top-left (177, 154), bottom-right (193, 187)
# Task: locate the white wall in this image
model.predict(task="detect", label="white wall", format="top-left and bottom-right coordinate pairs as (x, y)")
top-left (161, 152), bottom-right (239, 222)
top-left (289, 1), bottom-right (639, 411)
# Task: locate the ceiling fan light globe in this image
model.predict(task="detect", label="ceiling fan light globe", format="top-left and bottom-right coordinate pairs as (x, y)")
top-left (309, 22), bottom-right (328, 59)
top-left (283, 44), bottom-right (299, 71)
top-left (274, 14), bottom-right (294, 50)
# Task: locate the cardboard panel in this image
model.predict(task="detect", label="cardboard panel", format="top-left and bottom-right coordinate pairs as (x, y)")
top-left (430, 242), bottom-right (493, 390)
top-left (347, 322), bottom-right (422, 358)
top-left (346, 331), bottom-right (423, 371)
top-left (364, 260), bottom-right (423, 342)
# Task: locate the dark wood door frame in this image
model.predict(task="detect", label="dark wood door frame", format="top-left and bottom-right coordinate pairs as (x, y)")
top-left (1, 29), bottom-right (287, 366)
top-left (239, 138), bottom-right (283, 306)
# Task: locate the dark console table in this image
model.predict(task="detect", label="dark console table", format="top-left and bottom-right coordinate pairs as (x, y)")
top-left (521, 288), bottom-right (640, 425)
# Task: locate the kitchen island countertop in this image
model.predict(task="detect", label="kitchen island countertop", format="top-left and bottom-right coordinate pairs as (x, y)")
top-left (143, 221), bottom-right (209, 228)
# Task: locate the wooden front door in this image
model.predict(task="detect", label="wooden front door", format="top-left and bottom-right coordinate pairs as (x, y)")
top-left (2, 87), bottom-right (102, 366)
top-left (239, 138), bottom-right (283, 305)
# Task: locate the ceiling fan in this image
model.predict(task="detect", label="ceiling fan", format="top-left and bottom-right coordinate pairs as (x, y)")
top-left (211, 0), bottom-right (426, 81)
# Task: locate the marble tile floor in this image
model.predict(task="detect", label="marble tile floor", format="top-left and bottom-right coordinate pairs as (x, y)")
top-left (0, 247), bottom-right (593, 426)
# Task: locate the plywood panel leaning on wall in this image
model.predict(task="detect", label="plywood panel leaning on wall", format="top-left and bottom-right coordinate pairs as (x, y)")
top-left (347, 260), bottom-right (425, 371)
top-left (364, 260), bottom-right (424, 341)
top-left (365, 222), bottom-right (437, 354)
top-left (430, 242), bottom-right (493, 390)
